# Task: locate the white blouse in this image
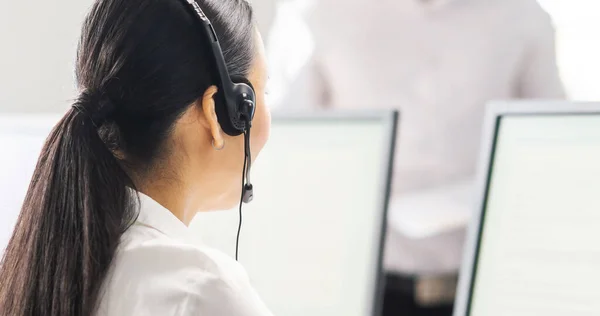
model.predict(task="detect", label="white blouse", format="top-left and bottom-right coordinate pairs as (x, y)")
top-left (96, 192), bottom-right (273, 316)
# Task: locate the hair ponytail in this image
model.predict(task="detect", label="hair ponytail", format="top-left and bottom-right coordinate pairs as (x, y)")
top-left (0, 97), bottom-right (135, 315)
top-left (1, 0), bottom-right (256, 313)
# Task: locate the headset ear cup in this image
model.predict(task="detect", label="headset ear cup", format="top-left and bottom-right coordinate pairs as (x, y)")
top-left (232, 77), bottom-right (256, 121)
top-left (214, 77), bottom-right (256, 136)
top-left (213, 89), bottom-right (243, 136)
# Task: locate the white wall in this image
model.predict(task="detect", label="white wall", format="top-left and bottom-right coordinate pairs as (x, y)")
top-left (537, 0), bottom-right (600, 100)
top-left (0, 1), bottom-right (93, 113)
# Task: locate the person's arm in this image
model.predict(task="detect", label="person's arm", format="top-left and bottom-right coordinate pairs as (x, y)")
top-left (516, 6), bottom-right (566, 99)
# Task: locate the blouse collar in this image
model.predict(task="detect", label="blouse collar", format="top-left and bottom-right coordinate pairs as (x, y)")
top-left (133, 191), bottom-right (196, 242)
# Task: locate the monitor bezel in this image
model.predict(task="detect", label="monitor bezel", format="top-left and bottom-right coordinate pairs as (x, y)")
top-left (453, 101), bottom-right (600, 316)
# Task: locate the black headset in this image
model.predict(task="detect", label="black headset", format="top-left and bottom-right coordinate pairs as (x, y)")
top-left (184, 0), bottom-right (255, 202)
top-left (183, 0), bottom-right (255, 259)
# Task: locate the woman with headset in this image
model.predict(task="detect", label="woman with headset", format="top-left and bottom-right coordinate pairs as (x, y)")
top-left (0, 0), bottom-right (272, 315)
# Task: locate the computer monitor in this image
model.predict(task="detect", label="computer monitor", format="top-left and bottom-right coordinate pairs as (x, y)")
top-left (189, 111), bottom-right (397, 316)
top-left (454, 102), bottom-right (600, 316)
top-left (0, 111), bottom-right (397, 316)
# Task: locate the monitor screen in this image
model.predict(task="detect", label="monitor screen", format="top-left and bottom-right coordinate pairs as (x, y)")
top-left (189, 113), bottom-right (395, 316)
top-left (469, 114), bottom-right (600, 316)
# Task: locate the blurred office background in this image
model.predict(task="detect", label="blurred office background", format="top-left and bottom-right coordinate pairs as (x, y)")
top-left (264, 0), bottom-right (600, 106)
top-left (0, 1), bottom-right (599, 316)
top-left (1, 0), bottom-right (599, 109)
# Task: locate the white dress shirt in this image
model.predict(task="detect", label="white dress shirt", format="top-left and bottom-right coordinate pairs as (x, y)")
top-left (269, 0), bottom-right (565, 277)
top-left (277, 0), bottom-right (564, 193)
top-left (96, 192), bottom-right (273, 316)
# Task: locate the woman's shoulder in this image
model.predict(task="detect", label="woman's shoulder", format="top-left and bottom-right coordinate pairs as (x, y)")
top-left (97, 223), bottom-right (272, 315)
top-left (118, 222), bottom-right (244, 279)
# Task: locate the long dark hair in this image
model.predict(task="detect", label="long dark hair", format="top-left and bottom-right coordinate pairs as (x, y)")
top-left (0, 0), bottom-right (255, 315)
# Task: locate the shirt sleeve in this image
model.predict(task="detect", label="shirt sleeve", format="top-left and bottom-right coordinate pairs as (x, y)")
top-left (516, 3), bottom-right (566, 99)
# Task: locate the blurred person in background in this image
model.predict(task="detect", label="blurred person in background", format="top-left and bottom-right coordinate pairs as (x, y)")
top-left (268, 0), bottom-right (565, 314)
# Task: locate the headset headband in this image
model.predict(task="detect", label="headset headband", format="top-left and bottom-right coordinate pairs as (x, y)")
top-left (184, 0), bottom-right (256, 136)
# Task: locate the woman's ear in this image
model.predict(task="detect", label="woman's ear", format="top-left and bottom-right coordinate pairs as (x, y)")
top-left (201, 85), bottom-right (225, 149)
